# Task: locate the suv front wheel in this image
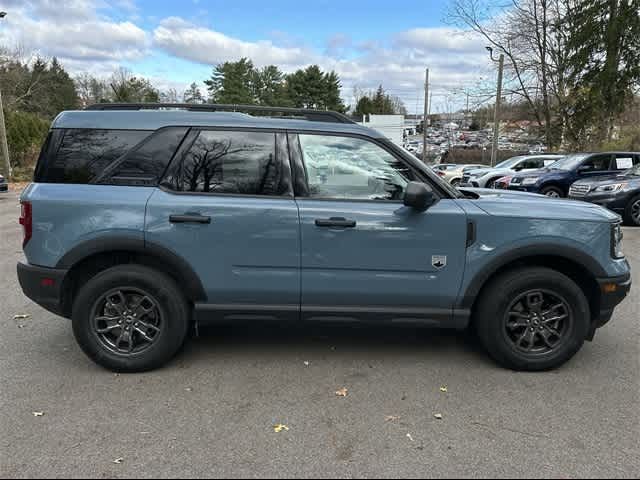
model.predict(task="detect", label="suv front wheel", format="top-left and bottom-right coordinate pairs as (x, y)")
top-left (475, 267), bottom-right (590, 371)
top-left (72, 265), bottom-right (190, 372)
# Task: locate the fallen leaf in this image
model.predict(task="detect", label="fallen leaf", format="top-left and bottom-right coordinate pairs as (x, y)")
top-left (32, 411), bottom-right (44, 417)
top-left (385, 415), bottom-right (401, 422)
top-left (14, 314), bottom-right (30, 320)
top-left (440, 386), bottom-right (448, 393)
top-left (406, 433), bottom-right (414, 442)
top-left (113, 457), bottom-right (124, 465)
top-left (434, 413), bottom-right (443, 420)
top-left (335, 387), bottom-right (348, 397)
top-left (273, 424), bottom-right (289, 433)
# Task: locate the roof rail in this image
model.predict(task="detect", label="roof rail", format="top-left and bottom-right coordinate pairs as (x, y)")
top-left (84, 103), bottom-right (356, 124)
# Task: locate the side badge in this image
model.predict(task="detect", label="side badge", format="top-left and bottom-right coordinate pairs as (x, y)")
top-left (432, 255), bottom-right (447, 270)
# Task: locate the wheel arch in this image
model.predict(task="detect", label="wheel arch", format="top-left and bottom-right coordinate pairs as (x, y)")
top-left (58, 237), bottom-right (206, 317)
top-left (459, 246), bottom-right (605, 327)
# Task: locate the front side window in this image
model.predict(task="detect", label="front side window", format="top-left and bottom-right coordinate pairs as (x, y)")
top-left (165, 130), bottom-right (290, 196)
top-left (299, 134), bottom-right (418, 200)
top-left (581, 154), bottom-right (612, 172)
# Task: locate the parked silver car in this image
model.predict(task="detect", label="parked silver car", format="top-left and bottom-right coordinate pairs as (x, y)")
top-left (460, 154), bottom-right (564, 188)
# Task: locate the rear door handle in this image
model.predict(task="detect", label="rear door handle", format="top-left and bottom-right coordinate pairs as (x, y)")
top-left (314, 217), bottom-right (356, 228)
top-left (170, 214), bottom-right (211, 224)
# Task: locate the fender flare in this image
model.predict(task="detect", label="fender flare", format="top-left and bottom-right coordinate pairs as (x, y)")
top-left (456, 243), bottom-right (607, 310)
top-left (57, 236), bottom-right (207, 302)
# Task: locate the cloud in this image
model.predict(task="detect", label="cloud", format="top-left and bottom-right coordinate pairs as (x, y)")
top-left (395, 28), bottom-right (485, 52)
top-left (0, 0), bottom-right (148, 72)
top-left (153, 17), bottom-right (312, 68)
top-left (2, 4), bottom-right (492, 112)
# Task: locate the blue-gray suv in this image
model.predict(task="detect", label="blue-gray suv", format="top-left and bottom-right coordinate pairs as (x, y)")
top-left (17, 104), bottom-right (631, 372)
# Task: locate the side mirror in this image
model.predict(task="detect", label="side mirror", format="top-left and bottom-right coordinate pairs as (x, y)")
top-left (404, 181), bottom-right (437, 211)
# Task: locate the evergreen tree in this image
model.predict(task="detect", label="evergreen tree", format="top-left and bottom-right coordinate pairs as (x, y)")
top-left (205, 57), bottom-right (255, 104)
top-left (567, 0), bottom-right (640, 143)
top-left (254, 65), bottom-right (289, 106)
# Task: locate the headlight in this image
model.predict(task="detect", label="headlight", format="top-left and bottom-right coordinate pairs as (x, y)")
top-left (596, 182), bottom-right (629, 192)
top-left (522, 177), bottom-right (539, 186)
top-left (611, 223), bottom-right (624, 259)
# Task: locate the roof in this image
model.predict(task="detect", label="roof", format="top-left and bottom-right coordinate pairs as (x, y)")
top-left (52, 110), bottom-right (383, 138)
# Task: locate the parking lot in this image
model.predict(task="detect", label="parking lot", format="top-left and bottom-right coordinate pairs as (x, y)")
top-left (0, 189), bottom-right (638, 478)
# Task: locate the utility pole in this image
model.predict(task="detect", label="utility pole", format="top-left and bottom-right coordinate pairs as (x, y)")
top-left (490, 54), bottom-right (504, 167)
top-left (422, 68), bottom-right (429, 163)
top-left (0, 12), bottom-right (10, 180)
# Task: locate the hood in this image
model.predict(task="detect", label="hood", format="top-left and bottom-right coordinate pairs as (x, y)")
top-left (466, 167), bottom-right (509, 177)
top-left (512, 167), bottom-right (553, 178)
top-left (460, 187), bottom-right (620, 223)
top-left (573, 172), bottom-right (638, 186)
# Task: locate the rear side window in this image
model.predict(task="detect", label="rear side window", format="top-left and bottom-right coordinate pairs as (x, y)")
top-left (37, 129), bottom-right (150, 184)
top-left (613, 154), bottom-right (636, 170)
top-left (162, 130), bottom-right (292, 196)
top-left (98, 127), bottom-right (189, 186)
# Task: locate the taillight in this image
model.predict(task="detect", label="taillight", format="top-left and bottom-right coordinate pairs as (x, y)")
top-left (437, 170), bottom-right (446, 177)
top-left (19, 201), bottom-right (32, 247)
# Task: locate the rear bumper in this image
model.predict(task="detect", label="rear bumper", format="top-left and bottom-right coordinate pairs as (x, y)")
top-left (593, 272), bottom-right (632, 329)
top-left (17, 262), bottom-right (68, 317)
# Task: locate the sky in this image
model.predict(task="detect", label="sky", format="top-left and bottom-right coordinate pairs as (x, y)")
top-left (0, 0), bottom-right (496, 113)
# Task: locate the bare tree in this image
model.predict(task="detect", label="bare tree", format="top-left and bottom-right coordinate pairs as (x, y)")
top-left (449, 0), bottom-right (572, 148)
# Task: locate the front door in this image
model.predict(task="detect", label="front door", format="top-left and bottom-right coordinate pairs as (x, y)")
top-left (292, 133), bottom-right (468, 325)
top-left (145, 129), bottom-right (300, 321)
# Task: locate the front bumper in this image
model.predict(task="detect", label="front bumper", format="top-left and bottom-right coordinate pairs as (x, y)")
top-left (569, 191), bottom-right (632, 215)
top-left (17, 262), bottom-right (68, 317)
top-left (592, 272), bottom-right (632, 331)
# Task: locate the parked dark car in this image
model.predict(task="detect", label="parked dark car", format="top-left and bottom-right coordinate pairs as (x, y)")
top-left (509, 152), bottom-right (640, 197)
top-left (569, 162), bottom-right (640, 226)
top-left (0, 174), bottom-right (8, 193)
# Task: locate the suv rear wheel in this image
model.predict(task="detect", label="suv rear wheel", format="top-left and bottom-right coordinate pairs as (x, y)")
top-left (475, 267), bottom-right (590, 371)
top-left (540, 185), bottom-right (564, 198)
top-left (72, 265), bottom-right (190, 372)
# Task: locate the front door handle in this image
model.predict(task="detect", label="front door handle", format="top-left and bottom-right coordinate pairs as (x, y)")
top-left (170, 214), bottom-right (211, 224)
top-left (314, 217), bottom-right (356, 228)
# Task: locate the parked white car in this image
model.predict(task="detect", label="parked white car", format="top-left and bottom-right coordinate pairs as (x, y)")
top-left (460, 154), bottom-right (564, 188)
top-left (435, 164), bottom-right (487, 186)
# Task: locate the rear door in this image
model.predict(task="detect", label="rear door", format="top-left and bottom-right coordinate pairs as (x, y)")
top-left (145, 129), bottom-right (300, 321)
top-left (291, 132), bottom-right (468, 325)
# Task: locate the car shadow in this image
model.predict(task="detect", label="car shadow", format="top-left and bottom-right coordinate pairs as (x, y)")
top-left (177, 322), bottom-right (492, 368)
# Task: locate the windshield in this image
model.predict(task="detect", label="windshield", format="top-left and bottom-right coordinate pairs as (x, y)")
top-left (546, 153), bottom-right (589, 171)
top-left (495, 156), bottom-right (526, 169)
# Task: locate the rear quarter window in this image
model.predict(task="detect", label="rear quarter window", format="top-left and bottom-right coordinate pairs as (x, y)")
top-left (36, 129), bottom-right (151, 184)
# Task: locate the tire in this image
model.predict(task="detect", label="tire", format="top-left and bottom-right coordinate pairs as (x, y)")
top-left (451, 178), bottom-right (461, 187)
top-left (623, 194), bottom-right (640, 226)
top-left (72, 265), bottom-right (190, 372)
top-left (540, 185), bottom-right (564, 198)
top-left (474, 267), bottom-right (590, 371)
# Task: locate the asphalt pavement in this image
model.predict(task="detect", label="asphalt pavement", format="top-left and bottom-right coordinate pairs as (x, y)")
top-left (0, 189), bottom-right (638, 478)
